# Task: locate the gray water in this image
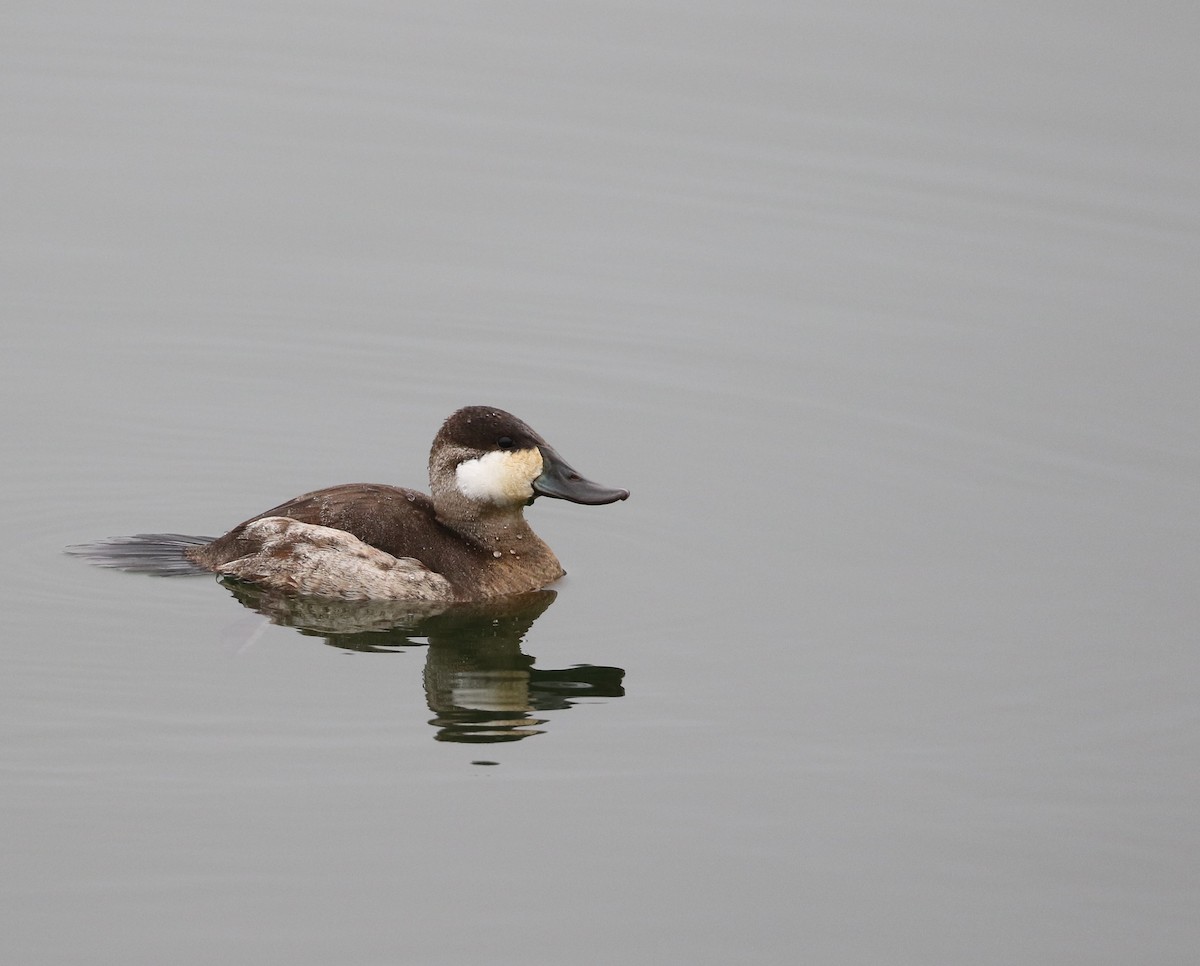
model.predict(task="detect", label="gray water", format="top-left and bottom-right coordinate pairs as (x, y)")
top-left (3, 2), bottom-right (1198, 963)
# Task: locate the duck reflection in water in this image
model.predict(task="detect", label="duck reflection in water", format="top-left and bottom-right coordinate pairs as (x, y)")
top-left (224, 582), bottom-right (625, 743)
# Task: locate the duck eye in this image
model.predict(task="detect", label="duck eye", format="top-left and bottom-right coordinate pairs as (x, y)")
top-left (497, 436), bottom-right (514, 450)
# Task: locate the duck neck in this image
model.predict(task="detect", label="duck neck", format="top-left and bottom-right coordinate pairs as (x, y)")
top-left (445, 505), bottom-right (537, 549)
top-left (443, 507), bottom-right (564, 598)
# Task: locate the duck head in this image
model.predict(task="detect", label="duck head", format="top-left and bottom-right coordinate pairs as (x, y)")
top-left (429, 406), bottom-right (629, 516)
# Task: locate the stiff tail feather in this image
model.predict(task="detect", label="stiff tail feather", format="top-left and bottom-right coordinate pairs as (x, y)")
top-left (66, 534), bottom-right (216, 577)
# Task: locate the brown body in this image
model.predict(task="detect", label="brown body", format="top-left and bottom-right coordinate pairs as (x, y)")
top-left (185, 482), bottom-right (566, 601)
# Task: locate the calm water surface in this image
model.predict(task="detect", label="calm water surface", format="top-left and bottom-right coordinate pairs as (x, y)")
top-left (3, 1), bottom-right (1198, 964)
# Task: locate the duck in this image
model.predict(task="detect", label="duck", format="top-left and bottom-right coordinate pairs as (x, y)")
top-left (71, 406), bottom-right (628, 601)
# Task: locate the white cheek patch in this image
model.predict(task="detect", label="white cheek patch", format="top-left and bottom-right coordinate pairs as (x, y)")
top-left (455, 448), bottom-right (543, 505)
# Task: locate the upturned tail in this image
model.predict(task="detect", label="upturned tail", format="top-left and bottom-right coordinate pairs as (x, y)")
top-left (66, 533), bottom-right (216, 577)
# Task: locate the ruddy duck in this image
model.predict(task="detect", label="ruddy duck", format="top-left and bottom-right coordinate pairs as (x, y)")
top-left (71, 406), bottom-right (628, 601)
